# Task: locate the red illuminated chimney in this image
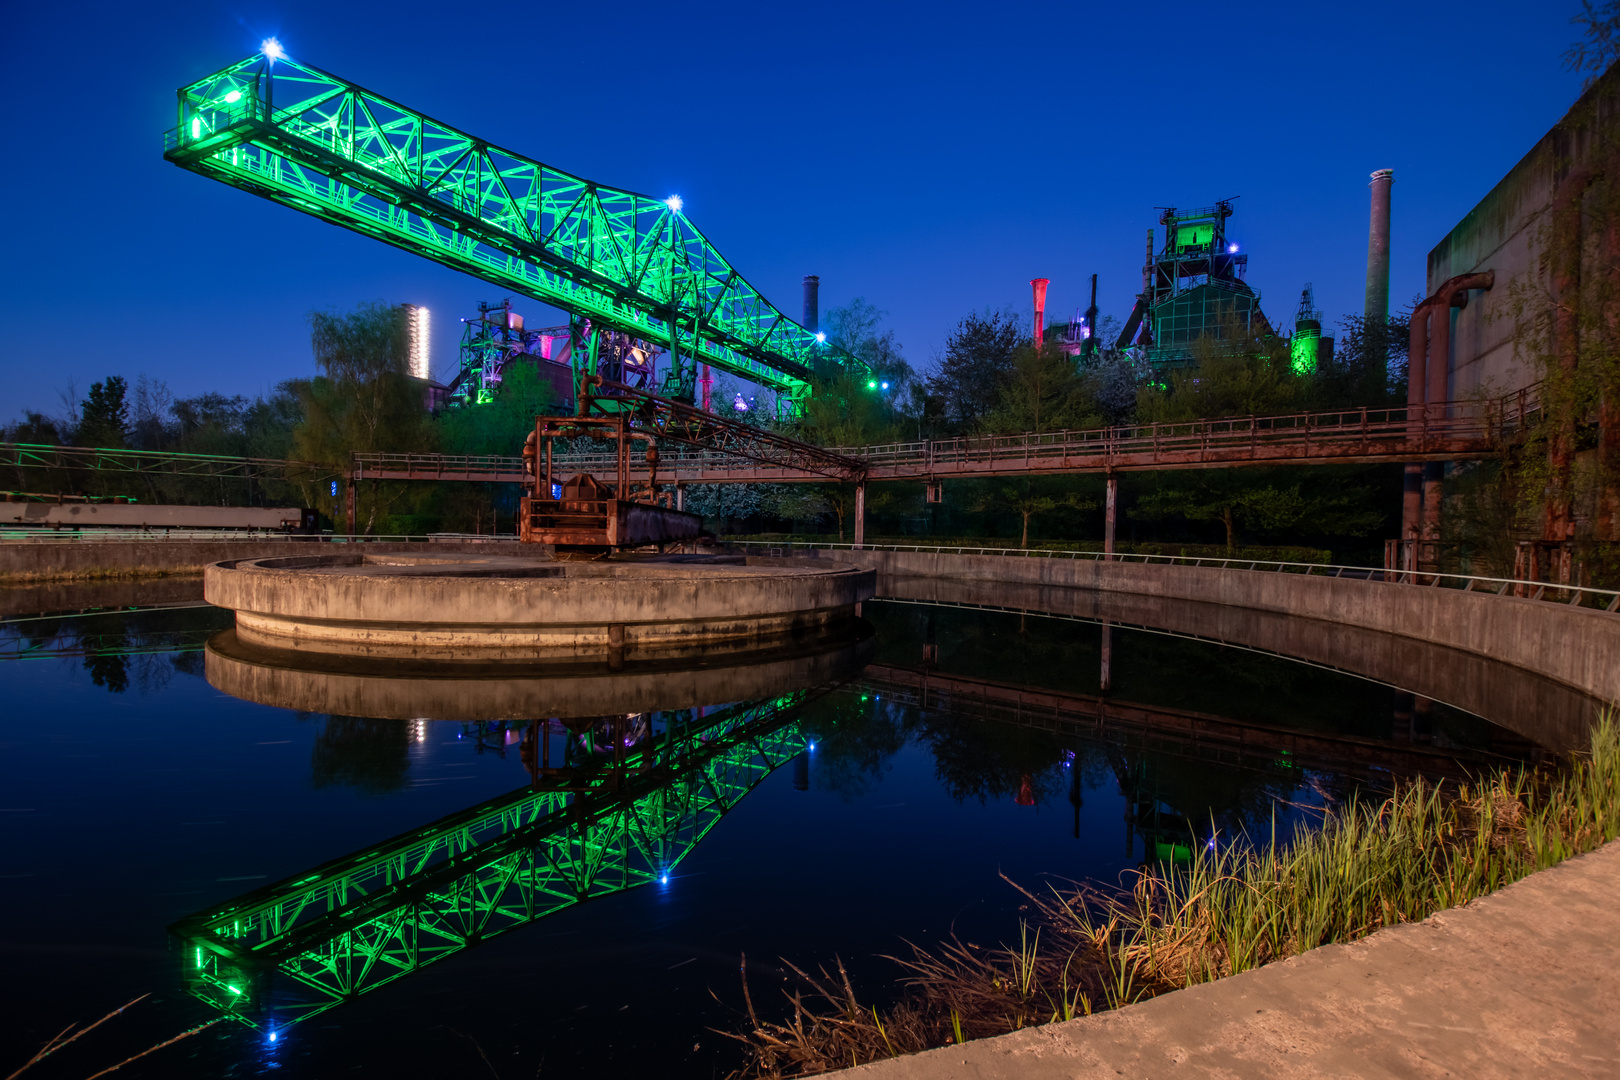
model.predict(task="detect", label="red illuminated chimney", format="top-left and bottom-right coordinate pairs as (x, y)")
top-left (1031, 278), bottom-right (1049, 349)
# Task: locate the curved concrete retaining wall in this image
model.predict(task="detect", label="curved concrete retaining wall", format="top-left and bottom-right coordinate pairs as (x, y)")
top-left (819, 550), bottom-right (1620, 708)
top-left (206, 554), bottom-right (875, 656)
top-left (0, 539), bottom-right (526, 583)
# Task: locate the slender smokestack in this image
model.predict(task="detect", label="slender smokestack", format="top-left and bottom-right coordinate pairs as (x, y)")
top-left (1031, 278), bottom-right (1049, 349)
top-left (1365, 169), bottom-right (1394, 323)
top-left (1085, 273), bottom-right (1099, 357)
top-left (802, 275), bottom-right (820, 333)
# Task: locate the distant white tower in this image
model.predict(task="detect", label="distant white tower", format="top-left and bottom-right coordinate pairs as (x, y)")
top-left (401, 304), bottom-right (431, 380)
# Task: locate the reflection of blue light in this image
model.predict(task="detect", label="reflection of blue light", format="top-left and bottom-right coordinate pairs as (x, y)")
top-left (269, 1032), bottom-right (278, 1043)
top-left (808, 741), bottom-right (816, 751)
top-left (660, 873), bottom-right (669, 884)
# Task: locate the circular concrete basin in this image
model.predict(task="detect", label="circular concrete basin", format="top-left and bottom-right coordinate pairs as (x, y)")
top-left (204, 551), bottom-right (875, 658)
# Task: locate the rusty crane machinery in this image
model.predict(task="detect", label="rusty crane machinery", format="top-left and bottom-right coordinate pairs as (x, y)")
top-left (519, 379), bottom-right (864, 551)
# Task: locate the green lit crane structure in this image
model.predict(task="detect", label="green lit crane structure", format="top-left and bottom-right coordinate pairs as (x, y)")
top-left (162, 49), bottom-right (862, 417)
top-left (171, 692), bottom-right (812, 1031)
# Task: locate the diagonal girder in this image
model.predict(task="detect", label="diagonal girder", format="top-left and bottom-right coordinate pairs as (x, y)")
top-left (161, 52), bottom-right (863, 402)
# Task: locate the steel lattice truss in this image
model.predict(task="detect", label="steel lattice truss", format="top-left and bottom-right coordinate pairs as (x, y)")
top-left (162, 53), bottom-right (862, 405)
top-left (1, 443), bottom-right (333, 483)
top-left (171, 693), bottom-right (811, 1029)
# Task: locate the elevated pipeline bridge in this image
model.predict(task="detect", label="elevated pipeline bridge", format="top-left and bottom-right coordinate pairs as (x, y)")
top-left (161, 50), bottom-right (862, 411)
top-left (349, 386), bottom-right (1535, 486)
top-left (171, 691), bottom-right (813, 1031)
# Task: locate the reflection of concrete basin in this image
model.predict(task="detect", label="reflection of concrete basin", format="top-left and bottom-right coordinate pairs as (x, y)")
top-left (205, 620), bottom-right (875, 720)
top-left (877, 574), bottom-right (1599, 753)
top-left (204, 552), bottom-right (873, 657)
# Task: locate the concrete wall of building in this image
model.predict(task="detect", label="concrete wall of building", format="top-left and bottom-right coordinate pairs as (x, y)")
top-left (0, 538), bottom-right (526, 583)
top-left (1426, 64), bottom-right (1620, 399)
top-left (2, 504), bottom-right (305, 529)
top-left (818, 550), bottom-right (1620, 711)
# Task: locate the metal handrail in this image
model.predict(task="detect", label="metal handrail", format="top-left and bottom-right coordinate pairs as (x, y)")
top-left (724, 539), bottom-right (1620, 614)
top-left (0, 532), bottom-right (518, 544)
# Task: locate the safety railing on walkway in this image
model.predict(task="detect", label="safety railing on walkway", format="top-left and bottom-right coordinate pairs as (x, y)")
top-left (722, 539), bottom-right (1620, 614)
top-left (0, 531), bottom-right (518, 543)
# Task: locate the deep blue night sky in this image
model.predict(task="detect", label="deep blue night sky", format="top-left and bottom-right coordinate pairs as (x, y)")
top-left (0, 1), bottom-right (1592, 418)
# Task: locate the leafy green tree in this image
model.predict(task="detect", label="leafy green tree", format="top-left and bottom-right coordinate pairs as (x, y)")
top-left (437, 360), bottom-right (563, 457)
top-left (927, 310), bottom-right (1023, 432)
top-left (1135, 469), bottom-right (1383, 552)
top-left (77, 376), bottom-right (129, 448)
top-left (985, 344), bottom-right (1102, 434)
top-left (1309, 309), bottom-right (1412, 409)
top-left (294, 301), bottom-right (435, 532)
top-left (1137, 319), bottom-right (1301, 422)
top-left (974, 479), bottom-right (1097, 548)
top-left (3, 411), bottom-right (62, 446)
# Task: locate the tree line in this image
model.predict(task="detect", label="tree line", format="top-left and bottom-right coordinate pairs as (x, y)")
top-left (3, 297), bottom-right (1411, 557)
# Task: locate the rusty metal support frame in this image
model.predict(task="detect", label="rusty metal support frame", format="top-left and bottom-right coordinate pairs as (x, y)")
top-left (577, 377), bottom-right (866, 482)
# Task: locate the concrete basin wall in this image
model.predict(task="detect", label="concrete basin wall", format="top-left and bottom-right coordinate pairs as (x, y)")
top-left (816, 550), bottom-right (1620, 707)
top-left (205, 555), bottom-right (875, 656)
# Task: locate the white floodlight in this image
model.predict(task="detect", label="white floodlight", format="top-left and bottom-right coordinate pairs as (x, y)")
top-left (261, 37), bottom-right (286, 61)
top-left (664, 194), bottom-right (683, 214)
top-left (814, 331), bottom-right (826, 343)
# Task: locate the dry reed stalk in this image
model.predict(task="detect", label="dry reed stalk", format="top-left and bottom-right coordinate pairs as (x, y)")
top-left (725, 714), bottom-right (1620, 1078)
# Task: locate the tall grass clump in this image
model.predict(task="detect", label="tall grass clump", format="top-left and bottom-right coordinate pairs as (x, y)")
top-left (726, 713), bottom-right (1620, 1077)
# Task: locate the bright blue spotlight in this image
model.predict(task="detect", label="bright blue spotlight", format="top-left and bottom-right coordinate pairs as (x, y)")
top-left (261, 37), bottom-right (285, 61)
top-left (660, 873), bottom-right (669, 884)
top-left (269, 1032), bottom-right (278, 1043)
top-left (881, 381), bottom-right (890, 390)
top-left (814, 331), bottom-right (826, 343)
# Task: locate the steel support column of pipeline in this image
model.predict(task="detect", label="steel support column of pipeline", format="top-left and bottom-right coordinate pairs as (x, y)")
top-left (853, 481), bottom-right (866, 549)
top-left (345, 472), bottom-right (357, 536)
top-left (1099, 623), bottom-right (1113, 693)
top-left (1104, 475), bottom-right (1117, 559)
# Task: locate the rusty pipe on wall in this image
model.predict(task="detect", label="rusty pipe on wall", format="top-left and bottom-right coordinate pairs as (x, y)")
top-left (1402, 271), bottom-right (1495, 552)
top-left (1546, 167), bottom-right (1599, 542)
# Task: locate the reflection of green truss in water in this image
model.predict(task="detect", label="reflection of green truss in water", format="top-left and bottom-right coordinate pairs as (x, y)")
top-left (171, 693), bottom-right (812, 1030)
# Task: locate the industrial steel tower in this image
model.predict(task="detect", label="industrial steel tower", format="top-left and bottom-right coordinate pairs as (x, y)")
top-left (1114, 200), bottom-right (1271, 364)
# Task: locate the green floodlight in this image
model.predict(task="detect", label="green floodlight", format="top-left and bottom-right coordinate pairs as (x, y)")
top-left (224, 90), bottom-right (242, 103)
top-left (867, 380), bottom-right (877, 390)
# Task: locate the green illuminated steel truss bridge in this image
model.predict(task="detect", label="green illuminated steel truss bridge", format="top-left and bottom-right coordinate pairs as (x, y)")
top-left (162, 51), bottom-right (862, 413)
top-left (171, 692), bottom-right (814, 1031)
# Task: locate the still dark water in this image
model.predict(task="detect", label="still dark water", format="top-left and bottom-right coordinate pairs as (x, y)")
top-left (0, 582), bottom-right (1565, 1079)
